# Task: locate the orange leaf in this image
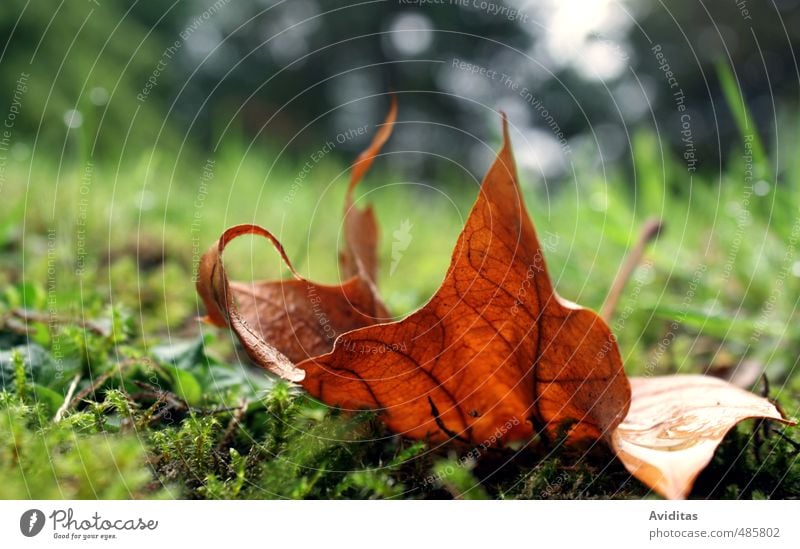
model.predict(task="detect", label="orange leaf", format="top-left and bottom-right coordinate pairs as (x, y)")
top-left (195, 100), bottom-right (396, 365)
top-left (611, 375), bottom-right (794, 499)
top-left (340, 94), bottom-right (397, 286)
top-left (198, 109), bottom-right (629, 444)
top-left (196, 224), bottom-right (388, 371)
top-left (297, 115), bottom-right (628, 445)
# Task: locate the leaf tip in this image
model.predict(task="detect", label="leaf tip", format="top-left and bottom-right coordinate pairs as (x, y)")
top-left (499, 110), bottom-right (510, 143)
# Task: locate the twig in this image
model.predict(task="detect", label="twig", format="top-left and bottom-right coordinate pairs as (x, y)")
top-left (600, 218), bottom-right (663, 322)
top-left (759, 374), bottom-right (774, 449)
top-left (53, 374), bottom-right (81, 422)
top-left (216, 397), bottom-right (248, 452)
top-left (141, 393), bottom-right (172, 426)
top-left (130, 380), bottom-right (188, 411)
top-left (11, 308), bottom-right (110, 337)
top-left (67, 358), bottom-right (143, 410)
top-left (769, 427), bottom-right (800, 455)
top-left (760, 373), bottom-right (791, 421)
top-left (68, 369), bottom-right (118, 409)
top-left (196, 406), bottom-right (244, 415)
top-left (752, 418), bottom-right (764, 465)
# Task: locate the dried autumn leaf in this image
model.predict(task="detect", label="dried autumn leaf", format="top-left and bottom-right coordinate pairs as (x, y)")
top-left (611, 375), bottom-right (793, 499)
top-left (197, 225), bottom-right (388, 373)
top-left (196, 106), bottom-right (395, 365)
top-left (200, 111), bottom-right (630, 445)
top-left (340, 94), bottom-right (397, 285)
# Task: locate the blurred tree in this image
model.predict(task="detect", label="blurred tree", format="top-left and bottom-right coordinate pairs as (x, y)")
top-left (1, 0), bottom-right (798, 179)
top-left (0, 0), bottom-right (183, 160)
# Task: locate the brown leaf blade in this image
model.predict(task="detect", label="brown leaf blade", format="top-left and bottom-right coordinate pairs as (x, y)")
top-left (298, 116), bottom-right (630, 445)
top-left (196, 100), bottom-right (397, 365)
top-left (198, 103), bottom-right (630, 449)
top-left (196, 224), bottom-right (387, 371)
top-left (340, 94), bottom-right (398, 285)
top-left (196, 225), bottom-right (304, 381)
top-left (611, 374), bottom-right (794, 499)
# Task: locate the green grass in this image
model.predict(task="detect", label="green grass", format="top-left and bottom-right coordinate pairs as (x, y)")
top-left (1, 97), bottom-right (800, 499)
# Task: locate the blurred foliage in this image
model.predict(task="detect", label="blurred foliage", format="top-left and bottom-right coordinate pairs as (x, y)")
top-left (0, 0), bottom-right (185, 159)
top-left (2, 0), bottom-right (799, 173)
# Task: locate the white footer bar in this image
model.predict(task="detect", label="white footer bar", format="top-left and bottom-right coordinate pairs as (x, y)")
top-left (1, 500), bottom-right (797, 548)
